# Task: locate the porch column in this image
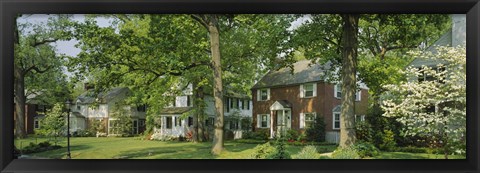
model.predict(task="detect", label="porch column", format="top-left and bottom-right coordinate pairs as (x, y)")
top-left (270, 110), bottom-right (274, 138)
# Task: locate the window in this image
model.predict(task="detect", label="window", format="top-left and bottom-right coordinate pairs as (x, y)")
top-left (333, 113), bottom-right (340, 129)
top-left (166, 117), bottom-right (172, 129)
top-left (236, 99), bottom-right (240, 109)
top-left (229, 120), bottom-right (239, 130)
top-left (188, 117), bottom-right (193, 126)
top-left (355, 90), bottom-right (361, 101)
top-left (136, 105), bottom-right (146, 112)
top-left (230, 98), bottom-right (236, 109)
top-left (245, 100), bottom-right (250, 110)
top-left (34, 119), bottom-right (40, 129)
top-left (206, 117), bottom-right (215, 127)
top-left (187, 95), bottom-right (192, 107)
top-left (257, 88), bottom-right (270, 101)
top-left (225, 97), bottom-right (230, 113)
top-left (76, 105), bottom-right (81, 111)
top-left (334, 84), bottom-right (342, 98)
top-left (174, 116), bottom-right (181, 127)
top-left (418, 66), bottom-right (446, 83)
top-left (301, 83), bottom-right (316, 98)
top-left (355, 115), bottom-right (365, 122)
top-left (257, 114), bottom-right (270, 128)
top-left (139, 120), bottom-right (145, 127)
top-left (132, 120), bottom-right (138, 134)
top-left (305, 113), bottom-right (316, 128)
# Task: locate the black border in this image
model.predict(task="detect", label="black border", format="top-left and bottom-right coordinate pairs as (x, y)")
top-left (1, 0), bottom-right (479, 173)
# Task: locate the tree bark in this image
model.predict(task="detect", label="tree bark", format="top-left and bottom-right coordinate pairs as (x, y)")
top-left (191, 81), bottom-right (200, 143)
top-left (14, 67), bottom-right (27, 138)
top-left (196, 85), bottom-right (206, 142)
top-left (207, 15), bottom-right (225, 155)
top-left (339, 14), bottom-right (359, 148)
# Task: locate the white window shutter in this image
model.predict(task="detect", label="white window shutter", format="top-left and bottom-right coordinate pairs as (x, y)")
top-left (299, 85), bottom-right (304, 98)
top-left (313, 83), bottom-right (317, 97)
top-left (257, 90), bottom-right (260, 101)
top-left (356, 90), bottom-right (361, 101)
top-left (257, 114), bottom-right (261, 128)
top-left (266, 115), bottom-right (271, 128)
top-left (299, 113), bottom-right (305, 129)
top-left (334, 84), bottom-right (338, 98)
top-left (267, 88), bottom-right (271, 100)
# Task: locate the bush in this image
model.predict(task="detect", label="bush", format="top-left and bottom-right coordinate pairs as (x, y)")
top-left (234, 139), bottom-right (269, 144)
top-left (355, 121), bottom-right (374, 143)
top-left (73, 129), bottom-right (95, 137)
top-left (353, 142), bottom-right (380, 158)
top-left (285, 129), bottom-right (299, 141)
top-left (305, 117), bottom-right (326, 142)
top-left (251, 142), bottom-right (276, 159)
top-left (266, 138), bottom-right (291, 159)
top-left (379, 130), bottom-right (397, 151)
top-left (21, 141), bottom-right (61, 154)
top-left (244, 129), bottom-right (269, 140)
top-left (293, 145), bottom-right (320, 159)
top-left (331, 146), bottom-right (360, 159)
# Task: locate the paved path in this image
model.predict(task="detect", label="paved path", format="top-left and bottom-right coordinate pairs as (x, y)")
top-left (18, 155), bottom-right (51, 159)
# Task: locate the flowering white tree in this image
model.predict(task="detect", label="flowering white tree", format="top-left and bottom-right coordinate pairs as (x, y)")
top-left (381, 46), bottom-right (466, 159)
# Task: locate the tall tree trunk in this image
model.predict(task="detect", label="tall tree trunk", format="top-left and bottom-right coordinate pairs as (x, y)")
top-left (197, 85), bottom-right (206, 142)
top-left (191, 81), bottom-right (200, 143)
top-left (339, 14), bottom-right (359, 148)
top-left (14, 67), bottom-right (27, 138)
top-left (207, 15), bottom-right (225, 155)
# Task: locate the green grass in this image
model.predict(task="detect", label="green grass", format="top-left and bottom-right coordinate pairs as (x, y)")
top-left (14, 137), bottom-right (464, 159)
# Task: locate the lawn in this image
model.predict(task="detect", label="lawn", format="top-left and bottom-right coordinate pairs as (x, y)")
top-left (14, 137), bottom-right (465, 159)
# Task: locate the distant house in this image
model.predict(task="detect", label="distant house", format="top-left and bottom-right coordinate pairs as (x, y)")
top-left (409, 14), bottom-right (465, 71)
top-left (154, 84), bottom-right (252, 140)
top-left (72, 87), bottom-right (146, 136)
top-left (13, 92), bottom-right (51, 135)
top-left (251, 60), bottom-right (369, 143)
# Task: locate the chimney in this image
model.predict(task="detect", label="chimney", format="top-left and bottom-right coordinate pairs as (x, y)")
top-left (452, 14), bottom-right (466, 47)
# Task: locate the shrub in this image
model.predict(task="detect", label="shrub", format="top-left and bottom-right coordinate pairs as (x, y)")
top-left (293, 145), bottom-right (320, 159)
top-left (234, 139), bottom-right (269, 144)
top-left (355, 121), bottom-right (374, 143)
top-left (353, 142), bottom-right (380, 158)
top-left (251, 142), bottom-right (276, 159)
top-left (73, 129), bottom-right (95, 137)
top-left (21, 141), bottom-right (61, 154)
top-left (305, 117), bottom-right (326, 142)
top-left (379, 130), bottom-right (397, 151)
top-left (393, 146), bottom-right (428, 153)
top-left (266, 138), bottom-right (291, 159)
top-left (244, 129), bottom-right (269, 140)
top-left (331, 146), bottom-right (360, 159)
top-left (224, 129), bottom-right (235, 140)
top-left (285, 129), bottom-right (299, 141)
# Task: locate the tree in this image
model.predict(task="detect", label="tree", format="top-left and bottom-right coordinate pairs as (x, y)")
top-left (14, 15), bottom-right (73, 138)
top-left (37, 103), bottom-right (66, 145)
top-left (292, 14), bottom-right (450, 147)
top-left (109, 100), bottom-right (134, 136)
top-left (381, 46), bottom-right (466, 159)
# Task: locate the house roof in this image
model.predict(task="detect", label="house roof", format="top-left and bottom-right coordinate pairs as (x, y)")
top-left (270, 100), bottom-right (292, 110)
top-left (77, 87), bottom-right (130, 104)
top-left (159, 107), bottom-right (193, 115)
top-left (252, 60), bottom-right (331, 89)
top-left (409, 28), bottom-right (452, 67)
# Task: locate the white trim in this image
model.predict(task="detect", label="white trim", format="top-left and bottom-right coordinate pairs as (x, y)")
top-left (303, 112), bottom-right (316, 129)
top-left (332, 112), bottom-right (341, 130)
top-left (258, 88), bottom-right (270, 101)
top-left (334, 84), bottom-right (342, 99)
top-left (355, 90), bottom-right (361, 101)
top-left (299, 113), bottom-right (305, 129)
top-left (257, 114), bottom-right (270, 128)
top-left (301, 83), bottom-right (317, 98)
top-left (300, 85), bottom-right (305, 98)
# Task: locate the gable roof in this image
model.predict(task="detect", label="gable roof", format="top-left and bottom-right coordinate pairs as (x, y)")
top-left (252, 60), bottom-right (331, 89)
top-left (409, 28), bottom-right (452, 67)
top-left (77, 87), bottom-right (130, 104)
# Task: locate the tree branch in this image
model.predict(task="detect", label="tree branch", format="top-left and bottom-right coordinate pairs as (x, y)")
top-left (191, 14), bottom-right (209, 30)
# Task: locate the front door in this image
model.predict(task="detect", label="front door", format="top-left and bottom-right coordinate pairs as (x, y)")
top-left (276, 110), bottom-right (291, 137)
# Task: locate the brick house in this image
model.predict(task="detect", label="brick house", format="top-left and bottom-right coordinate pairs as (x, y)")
top-left (251, 60), bottom-right (368, 143)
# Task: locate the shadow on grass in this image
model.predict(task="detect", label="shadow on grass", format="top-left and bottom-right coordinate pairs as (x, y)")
top-left (116, 144), bottom-right (216, 159)
top-left (375, 152), bottom-right (431, 159)
top-left (27, 144), bottom-right (92, 159)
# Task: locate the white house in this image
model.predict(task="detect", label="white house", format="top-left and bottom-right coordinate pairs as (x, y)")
top-left (71, 87), bottom-right (147, 136)
top-left (154, 84), bottom-right (253, 140)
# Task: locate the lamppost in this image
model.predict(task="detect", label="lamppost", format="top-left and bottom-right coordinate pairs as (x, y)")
top-left (64, 99), bottom-right (72, 159)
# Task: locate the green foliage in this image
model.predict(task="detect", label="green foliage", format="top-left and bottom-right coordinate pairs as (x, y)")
top-left (331, 146), bottom-right (361, 159)
top-left (305, 117), bottom-right (326, 142)
top-left (109, 100), bottom-right (133, 136)
top-left (72, 129), bottom-right (95, 137)
top-left (293, 145), bottom-right (320, 159)
top-left (36, 103), bottom-right (66, 145)
top-left (285, 129), bottom-right (299, 141)
top-left (355, 121), bottom-right (374, 143)
top-left (379, 130), bottom-right (397, 151)
top-left (250, 142), bottom-right (276, 159)
top-left (21, 141), bottom-right (61, 154)
top-left (243, 129), bottom-right (269, 140)
top-left (267, 138), bottom-right (291, 159)
top-left (353, 142), bottom-right (380, 158)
